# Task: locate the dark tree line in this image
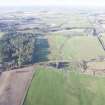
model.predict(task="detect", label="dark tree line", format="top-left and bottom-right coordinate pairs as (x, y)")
top-left (0, 32), bottom-right (36, 70)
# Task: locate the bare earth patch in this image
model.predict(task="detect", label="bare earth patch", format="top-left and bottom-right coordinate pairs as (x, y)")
top-left (0, 66), bottom-right (35, 105)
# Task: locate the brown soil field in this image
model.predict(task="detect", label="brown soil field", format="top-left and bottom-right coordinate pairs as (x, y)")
top-left (0, 66), bottom-right (35, 105)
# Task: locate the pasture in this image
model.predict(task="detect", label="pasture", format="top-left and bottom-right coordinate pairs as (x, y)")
top-left (48, 34), bottom-right (105, 61)
top-left (24, 66), bottom-right (105, 105)
top-left (0, 32), bottom-right (5, 38)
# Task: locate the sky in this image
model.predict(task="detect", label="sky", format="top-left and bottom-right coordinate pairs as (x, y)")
top-left (0, 0), bottom-right (105, 7)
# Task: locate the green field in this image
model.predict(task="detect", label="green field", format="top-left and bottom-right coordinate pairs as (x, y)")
top-left (0, 32), bottom-right (5, 38)
top-left (87, 61), bottom-right (105, 69)
top-left (24, 66), bottom-right (105, 105)
top-left (24, 32), bottom-right (105, 105)
top-left (48, 35), bottom-right (105, 60)
top-left (42, 13), bottom-right (91, 28)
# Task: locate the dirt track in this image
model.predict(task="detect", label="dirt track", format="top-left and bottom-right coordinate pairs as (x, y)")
top-left (0, 66), bottom-right (35, 105)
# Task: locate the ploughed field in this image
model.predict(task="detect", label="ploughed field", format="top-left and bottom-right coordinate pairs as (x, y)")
top-left (24, 66), bottom-right (105, 105)
top-left (0, 66), bottom-right (34, 105)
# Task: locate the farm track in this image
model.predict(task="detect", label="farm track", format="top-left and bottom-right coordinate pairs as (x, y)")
top-left (0, 65), bottom-right (36, 105)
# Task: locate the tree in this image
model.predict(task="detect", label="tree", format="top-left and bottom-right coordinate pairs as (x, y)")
top-left (0, 32), bottom-right (36, 69)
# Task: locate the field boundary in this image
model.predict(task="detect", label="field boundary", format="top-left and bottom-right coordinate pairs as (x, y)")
top-left (19, 66), bottom-right (36, 105)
